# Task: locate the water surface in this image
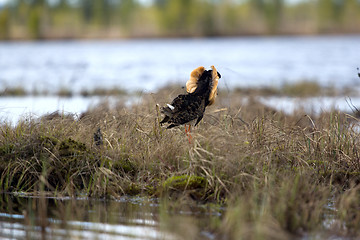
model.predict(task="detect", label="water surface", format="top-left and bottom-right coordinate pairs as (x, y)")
top-left (0, 194), bottom-right (218, 240)
top-left (1, 36), bottom-right (359, 93)
top-left (1, 36), bottom-right (359, 122)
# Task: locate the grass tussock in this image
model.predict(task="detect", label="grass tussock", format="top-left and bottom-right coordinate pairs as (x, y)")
top-left (1, 89), bottom-right (360, 238)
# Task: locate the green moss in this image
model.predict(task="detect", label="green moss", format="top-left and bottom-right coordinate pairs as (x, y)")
top-left (59, 138), bottom-right (87, 157)
top-left (161, 175), bottom-right (210, 201)
top-left (124, 183), bottom-right (141, 195)
top-left (163, 175), bottom-right (206, 191)
top-left (113, 158), bottom-right (136, 174)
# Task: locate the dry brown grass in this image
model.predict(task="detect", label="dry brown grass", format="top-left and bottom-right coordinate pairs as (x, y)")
top-left (1, 88), bottom-right (360, 238)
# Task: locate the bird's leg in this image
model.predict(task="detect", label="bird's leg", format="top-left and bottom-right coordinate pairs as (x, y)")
top-left (187, 125), bottom-right (192, 144)
top-left (184, 125), bottom-right (192, 143)
top-left (187, 132), bottom-right (193, 144)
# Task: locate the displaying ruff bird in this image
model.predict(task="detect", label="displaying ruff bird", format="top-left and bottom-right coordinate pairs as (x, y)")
top-left (160, 65), bottom-right (221, 142)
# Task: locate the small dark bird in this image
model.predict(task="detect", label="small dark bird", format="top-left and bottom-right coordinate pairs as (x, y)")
top-left (160, 66), bottom-right (221, 142)
top-left (357, 67), bottom-right (360, 78)
top-left (93, 127), bottom-right (103, 146)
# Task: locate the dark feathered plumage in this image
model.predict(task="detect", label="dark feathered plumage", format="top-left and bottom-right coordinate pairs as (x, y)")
top-left (93, 127), bottom-right (103, 146)
top-left (160, 94), bottom-right (206, 129)
top-left (160, 66), bottom-right (221, 129)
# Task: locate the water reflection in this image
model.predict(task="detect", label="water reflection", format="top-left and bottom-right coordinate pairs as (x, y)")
top-left (0, 95), bottom-right (138, 124)
top-left (0, 194), bottom-right (168, 240)
top-left (0, 194), bottom-right (220, 240)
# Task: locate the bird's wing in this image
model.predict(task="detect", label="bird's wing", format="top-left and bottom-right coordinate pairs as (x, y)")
top-left (169, 95), bottom-right (204, 121)
top-left (169, 94), bottom-right (191, 112)
top-left (161, 94), bottom-right (190, 117)
top-left (161, 94), bottom-right (189, 118)
top-left (186, 66), bottom-right (205, 93)
top-left (163, 95), bottom-right (206, 127)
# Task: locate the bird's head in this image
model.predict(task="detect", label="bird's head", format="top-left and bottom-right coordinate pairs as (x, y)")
top-left (186, 66), bottom-right (221, 93)
top-left (185, 66), bottom-right (221, 105)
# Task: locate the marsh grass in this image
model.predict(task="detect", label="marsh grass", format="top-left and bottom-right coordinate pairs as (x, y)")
top-left (80, 87), bottom-right (128, 97)
top-left (233, 81), bottom-right (359, 97)
top-left (0, 86), bottom-right (27, 96)
top-left (1, 81), bottom-right (359, 98)
top-left (1, 89), bottom-right (360, 238)
top-left (0, 86), bottom-right (128, 97)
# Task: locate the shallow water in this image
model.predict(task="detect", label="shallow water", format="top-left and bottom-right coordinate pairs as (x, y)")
top-left (0, 36), bottom-right (359, 93)
top-left (2, 95), bottom-right (360, 124)
top-left (0, 194), bottom-right (219, 240)
top-left (0, 193), bottom-right (351, 240)
top-left (0, 95), bottom-right (137, 123)
top-left (1, 36), bottom-right (360, 123)
top-left (258, 96), bottom-right (360, 114)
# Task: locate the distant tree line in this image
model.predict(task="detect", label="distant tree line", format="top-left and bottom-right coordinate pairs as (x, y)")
top-left (0, 0), bottom-right (360, 40)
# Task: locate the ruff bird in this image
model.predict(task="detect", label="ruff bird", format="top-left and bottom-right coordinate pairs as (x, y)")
top-left (160, 66), bottom-right (221, 142)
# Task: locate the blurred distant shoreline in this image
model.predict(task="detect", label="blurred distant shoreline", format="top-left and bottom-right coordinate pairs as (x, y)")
top-left (1, 0), bottom-right (360, 40)
top-left (2, 32), bottom-right (360, 42)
